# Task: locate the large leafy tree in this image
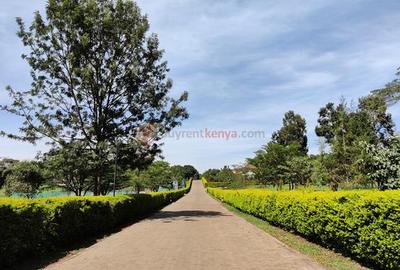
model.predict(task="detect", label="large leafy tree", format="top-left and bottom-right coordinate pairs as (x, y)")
top-left (358, 94), bottom-right (395, 144)
top-left (272, 111), bottom-right (308, 154)
top-left (315, 102), bottom-right (345, 144)
top-left (280, 156), bottom-right (312, 189)
top-left (0, 158), bottom-right (19, 188)
top-left (41, 142), bottom-right (94, 196)
top-left (317, 97), bottom-right (394, 146)
top-left (247, 142), bottom-right (302, 188)
top-left (315, 97), bottom-right (395, 185)
top-left (372, 68), bottom-right (400, 106)
top-left (216, 166), bottom-right (236, 182)
top-left (170, 165), bottom-right (198, 187)
top-left (4, 161), bottom-right (45, 198)
top-left (141, 160), bottom-right (172, 191)
top-left (125, 168), bottom-right (144, 194)
top-left (1, 0), bottom-right (188, 195)
top-left (201, 169), bottom-right (220, 181)
top-left (360, 137), bottom-right (400, 190)
top-left (181, 165), bottom-right (199, 180)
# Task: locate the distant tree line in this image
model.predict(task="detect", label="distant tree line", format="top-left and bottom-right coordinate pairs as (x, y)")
top-left (0, 0), bottom-right (189, 197)
top-left (0, 157), bottom-right (198, 198)
top-left (204, 69), bottom-right (400, 190)
top-left (248, 71), bottom-right (399, 190)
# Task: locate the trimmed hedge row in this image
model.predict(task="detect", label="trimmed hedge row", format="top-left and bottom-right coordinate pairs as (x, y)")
top-left (201, 177), bottom-right (208, 187)
top-left (208, 187), bottom-right (400, 270)
top-left (0, 180), bottom-right (191, 267)
top-left (201, 178), bottom-right (228, 188)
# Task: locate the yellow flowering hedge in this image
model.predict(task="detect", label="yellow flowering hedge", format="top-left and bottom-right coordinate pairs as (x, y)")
top-left (208, 187), bottom-right (400, 269)
top-left (0, 180), bottom-right (191, 267)
top-left (201, 177), bottom-right (208, 187)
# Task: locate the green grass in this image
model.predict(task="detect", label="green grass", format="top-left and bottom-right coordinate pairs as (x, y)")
top-left (206, 180), bottom-right (376, 191)
top-left (220, 202), bottom-right (368, 270)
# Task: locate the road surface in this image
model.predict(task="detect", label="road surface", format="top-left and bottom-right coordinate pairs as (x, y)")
top-left (45, 180), bottom-right (324, 270)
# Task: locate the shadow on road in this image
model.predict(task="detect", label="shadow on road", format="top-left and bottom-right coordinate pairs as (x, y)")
top-left (149, 210), bottom-right (231, 222)
top-left (12, 209), bottom-right (171, 270)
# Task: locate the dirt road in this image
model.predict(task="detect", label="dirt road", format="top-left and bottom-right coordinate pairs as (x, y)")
top-left (45, 180), bottom-right (324, 270)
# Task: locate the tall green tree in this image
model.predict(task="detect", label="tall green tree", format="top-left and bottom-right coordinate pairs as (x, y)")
top-left (201, 169), bottom-right (220, 181)
top-left (181, 165), bottom-right (199, 180)
top-left (42, 142), bottom-right (94, 196)
top-left (125, 168), bottom-right (144, 194)
top-left (216, 166), bottom-right (236, 182)
top-left (359, 137), bottom-right (400, 190)
top-left (247, 142), bottom-right (302, 188)
top-left (372, 68), bottom-right (400, 105)
top-left (315, 97), bottom-right (395, 186)
top-left (1, 0), bottom-right (188, 195)
top-left (170, 165), bottom-right (198, 187)
top-left (358, 94), bottom-right (395, 144)
top-left (0, 158), bottom-right (19, 188)
top-left (4, 161), bottom-right (45, 198)
top-left (280, 156), bottom-right (312, 189)
top-left (141, 161), bottom-right (172, 191)
top-left (272, 111), bottom-right (308, 154)
top-left (315, 102), bottom-right (345, 144)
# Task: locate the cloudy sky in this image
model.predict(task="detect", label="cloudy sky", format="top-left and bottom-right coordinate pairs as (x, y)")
top-left (1, 0), bottom-right (400, 171)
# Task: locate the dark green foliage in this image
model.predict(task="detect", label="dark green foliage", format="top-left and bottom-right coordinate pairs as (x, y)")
top-left (315, 97), bottom-right (395, 186)
top-left (360, 137), bottom-right (400, 190)
top-left (280, 156), bottom-right (312, 188)
top-left (247, 142), bottom-right (302, 187)
top-left (141, 161), bottom-right (173, 191)
top-left (216, 166), bottom-right (236, 182)
top-left (4, 161), bottom-right (45, 198)
top-left (315, 102), bottom-right (339, 144)
top-left (372, 68), bottom-right (400, 106)
top-left (0, 180), bottom-right (192, 267)
top-left (209, 188), bottom-right (400, 270)
top-left (202, 167), bottom-right (242, 184)
top-left (41, 142), bottom-right (94, 196)
top-left (358, 94), bottom-right (395, 144)
top-left (181, 165), bottom-right (200, 180)
top-left (0, 158), bottom-right (18, 188)
top-left (1, 0), bottom-right (188, 195)
top-left (125, 162), bottom-right (197, 192)
top-left (201, 169), bottom-right (220, 181)
top-left (125, 168), bottom-right (145, 194)
top-left (272, 110), bottom-right (308, 154)
top-left (170, 165), bottom-right (199, 183)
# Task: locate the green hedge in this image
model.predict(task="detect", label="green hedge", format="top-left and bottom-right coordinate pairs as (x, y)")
top-left (0, 181), bottom-right (191, 267)
top-left (201, 178), bottom-right (229, 188)
top-left (208, 188), bottom-right (400, 270)
top-left (201, 177), bottom-right (208, 187)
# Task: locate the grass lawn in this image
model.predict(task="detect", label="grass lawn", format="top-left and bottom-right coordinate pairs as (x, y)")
top-left (221, 202), bottom-right (368, 270)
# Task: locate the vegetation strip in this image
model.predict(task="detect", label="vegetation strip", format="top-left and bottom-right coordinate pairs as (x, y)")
top-left (0, 180), bottom-right (192, 267)
top-left (220, 200), bottom-right (367, 270)
top-left (206, 182), bottom-right (400, 270)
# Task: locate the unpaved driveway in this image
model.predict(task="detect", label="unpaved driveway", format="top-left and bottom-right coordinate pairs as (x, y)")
top-left (45, 180), bottom-right (324, 270)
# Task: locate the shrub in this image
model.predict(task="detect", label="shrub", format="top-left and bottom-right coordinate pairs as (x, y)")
top-left (4, 161), bottom-right (45, 198)
top-left (208, 187), bottom-right (400, 270)
top-left (0, 180), bottom-right (191, 267)
top-left (201, 177), bottom-right (208, 187)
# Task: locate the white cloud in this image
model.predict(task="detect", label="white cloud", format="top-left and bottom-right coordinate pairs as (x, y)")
top-left (0, 0), bottom-right (399, 171)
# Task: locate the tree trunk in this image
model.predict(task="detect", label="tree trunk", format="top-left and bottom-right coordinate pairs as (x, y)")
top-left (95, 175), bottom-right (101, 196)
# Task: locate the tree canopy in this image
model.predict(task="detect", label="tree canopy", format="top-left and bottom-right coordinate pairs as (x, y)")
top-left (1, 0), bottom-right (188, 195)
top-left (272, 110), bottom-right (308, 154)
top-left (4, 161), bottom-right (45, 198)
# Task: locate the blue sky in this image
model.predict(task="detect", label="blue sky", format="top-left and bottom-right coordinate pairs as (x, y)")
top-left (1, 0), bottom-right (400, 172)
